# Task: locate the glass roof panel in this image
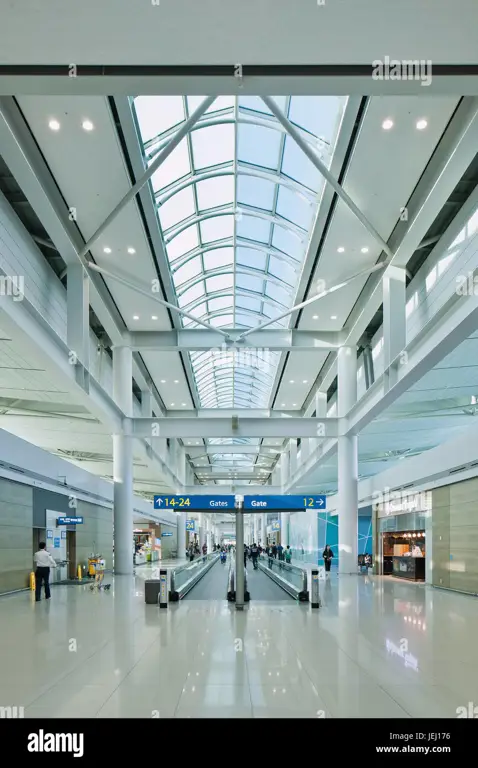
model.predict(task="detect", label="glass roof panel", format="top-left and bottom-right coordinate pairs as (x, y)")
top-left (197, 176), bottom-right (234, 210)
top-left (158, 185), bottom-right (195, 230)
top-left (203, 247), bottom-right (234, 271)
top-left (237, 124), bottom-right (282, 169)
top-left (151, 139), bottom-right (190, 192)
top-left (236, 247), bottom-right (267, 270)
top-left (200, 215), bottom-right (234, 243)
top-left (276, 186), bottom-right (315, 230)
top-left (134, 94), bottom-right (346, 470)
top-left (173, 256), bottom-right (202, 286)
top-left (191, 124), bottom-right (235, 169)
top-left (236, 215), bottom-right (271, 243)
top-left (166, 224), bottom-right (199, 261)
top-left (237, 174), bottom-right (276, 210)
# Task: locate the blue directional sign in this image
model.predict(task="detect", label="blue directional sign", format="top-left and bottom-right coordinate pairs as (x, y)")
top-left (186, 520), bottom-right (195, 531)
top-left (57, 516), bottom-right (84, 524)
top-left (244, 495), bottom-right (326, 510)
top-left (154, 495), bottom-right (235, 510)
top-left (271, 520), bottom-right (280, 530)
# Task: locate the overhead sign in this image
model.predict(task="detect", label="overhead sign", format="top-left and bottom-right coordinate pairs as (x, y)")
top-left (186, 520), bottom-right (195, 531)
top-left (57, 516), bottom-right (84, 524)
top-left (161, 532), bottom-right (173, 537)
top-left (243, 495), bottom-right (326, 510)
top-left (154, 495), bottom-right (235, 510)
top-left (271, 520), bottom-right (280, 530)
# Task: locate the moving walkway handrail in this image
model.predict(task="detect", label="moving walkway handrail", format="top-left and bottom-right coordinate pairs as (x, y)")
top-left (259, 556), bottom-right (309, 601)
top-left (170, 552), bottom-right (220, 600)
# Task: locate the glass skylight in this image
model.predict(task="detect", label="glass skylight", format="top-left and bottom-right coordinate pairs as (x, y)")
top-left (134, 95), bottom-right (346, 478)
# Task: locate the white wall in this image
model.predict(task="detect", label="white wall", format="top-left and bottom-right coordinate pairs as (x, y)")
top-left (0, 428), bottom-right (177, 527)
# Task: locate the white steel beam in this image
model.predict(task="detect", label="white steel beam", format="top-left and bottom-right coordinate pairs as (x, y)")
top-left (130, 417), bottom-right (338, 439)
top-left (123, 329), bottom-right (344, 351)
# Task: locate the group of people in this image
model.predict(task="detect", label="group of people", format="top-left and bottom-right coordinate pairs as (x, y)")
top-left (242, 542), bottom-right (292, 569)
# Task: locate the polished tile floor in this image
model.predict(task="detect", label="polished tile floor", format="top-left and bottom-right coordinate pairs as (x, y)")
top-left (1, 567), bottom-right (477, 718)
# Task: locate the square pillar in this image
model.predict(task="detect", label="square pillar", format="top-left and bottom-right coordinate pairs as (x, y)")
top-left (113, 346), bottom-right (134, 575)
top-left (289, 438), bottom-right (298, 476)
top-left (67, 264), bottom-right (90, 392)
top-left (383, 266), bottom-right (406, 389)
top-left (337, 346), bottom-right (358, 575)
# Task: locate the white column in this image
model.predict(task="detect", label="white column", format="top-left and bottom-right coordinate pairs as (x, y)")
top-left (206, 517), bottom-right (212, 552)
top-left (289, 439), bottom-right (297, 476)
top-left (281, 512), bottom-right (290, 547)
top-left (280, 451), bottom-right (289, 487)
top-left (67, 264), bottom-right (90, 391)
top-left (177, 512), bottom-right (186, 560)
top-left (113, 346), bottom-right (133, 575)
top-left (338, 345), bottom-right (358, 575)
top-left (383, 266), bottom-right (406, 385)
top-left (261, 514), bottom-right (267, 546)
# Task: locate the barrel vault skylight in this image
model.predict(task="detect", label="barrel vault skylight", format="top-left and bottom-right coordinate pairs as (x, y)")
top-left (134, 95), bottom-right (346, 481)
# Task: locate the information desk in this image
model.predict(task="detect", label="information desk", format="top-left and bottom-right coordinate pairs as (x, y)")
top-left (392, 556), bottom-right (425, 581)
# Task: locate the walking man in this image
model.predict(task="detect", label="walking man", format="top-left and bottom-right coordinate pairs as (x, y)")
top-left (34, 542), bottom-right (57, 602)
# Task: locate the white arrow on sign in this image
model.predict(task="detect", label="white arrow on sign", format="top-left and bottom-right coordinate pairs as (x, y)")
top-left (318, 498), bottom-right (325, 507)
top-left (156, 498), bottom-right (163, 506)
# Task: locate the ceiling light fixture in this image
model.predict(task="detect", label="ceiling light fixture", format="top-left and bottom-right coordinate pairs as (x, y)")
top-left (292, 403), bottom-right (297, 407)
top-left (361, 247), bottom-right (369, 253)
top-left (182, 403), bottom-right (186, 406)
top-left (281, 403), bottom-right (285, 407)
top-left (312, 315), bottom-right (319, 320)
top-left (170, 403), bottom-right (175, 407)
top-left (103, 247), bottom-right (112, 254)
top-left (337, 246), bottom-right (345, 253)
top-left (48, 119), bottom-right (60, 131)
top-left (133, 315), bottom-right (139, 320)
top-left (289, 380), bottom-right (295, 384)
top-left (160, 379), bottom-right (166, 383)
top-left (82, 119), bottom-right (94, 131)
top-left (382, 118), bottom-right (394, 130)
top-left (416, 118), bottom-right (428, 130)
top-left (151, 315), bottom-right (158, 320)
top-left (174, 380), bottom-right (179, 384)
top-left (331, 315), bottom-right (337, 320)
top-left (127, 247), bottom-right (136, 255)
top-left (303, 380), bottom-right (308, 384)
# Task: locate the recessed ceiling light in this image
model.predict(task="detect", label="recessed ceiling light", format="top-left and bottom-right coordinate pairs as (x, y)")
top-left (292, 403), bottom-right (297, 407)
top-left (133, 315), bottom-right (139, 320)
top-left (330, 315), bottom-right (337, 320)
top-left (82, 119), bottom-right (94, 131)
top-left (289, 380), bottom-right (295, 384)
top-left (337, 246), bottom-right (345, 253)
top-left (361, 247), bottom-right (369, 253)
top-left (416, 118), bottom-right (428, 130)
top-left (103, 247), bottom-right (112, 254)
top-left (174, 380), bottom-right (179, 384)
top-left (170, 403), bottom-right (175, 407)
top-left (312, 315), bottom-right (319, 320)
top-left (182, 403), bottom-right (186, 406)
top-left (48, 119), bottom-right (60, 131)
top-left (382, 118), bottom-right (394, 130)
top-left (151, 315), bottom-right (158, 320)
top-left (302, 380), bottom-right (308, 384)
top-left (127, 247), bottom-right (136, 254)
top-left (281, 403), bottom-right (285, 407)
top-left (160, 379), bottom-right (166, 383)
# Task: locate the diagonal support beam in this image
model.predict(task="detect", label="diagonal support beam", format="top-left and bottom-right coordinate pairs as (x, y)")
top-left (238, 261), bottom-right (387, 339)
top-left (261, 95), bottom-right (394, 260)
top-left (123, 329), bottom-right (344, 351)
top-left (78, 96), bottom-right (216, 261)
top-left (87, 261), bottom-right (230, 337)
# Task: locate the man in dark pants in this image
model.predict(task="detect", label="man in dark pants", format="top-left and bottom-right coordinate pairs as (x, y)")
top-left (33, 542), bottom-right (57, 601)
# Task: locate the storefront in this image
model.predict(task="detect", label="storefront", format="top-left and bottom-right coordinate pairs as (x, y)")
top-left (374, 490), bottom-right (431, 582)
top-left (133, 524), bottom-right (160, 565)
top-left (382, 530), bottom-right (426, 581)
